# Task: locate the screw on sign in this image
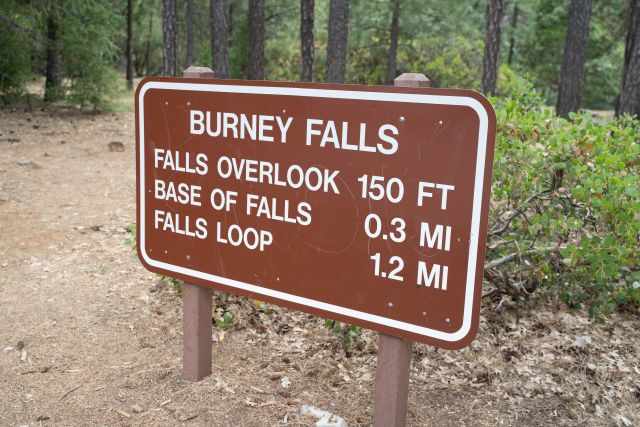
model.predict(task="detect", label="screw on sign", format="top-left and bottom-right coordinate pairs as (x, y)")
top-left (135, 66), bottom-right (496, 424)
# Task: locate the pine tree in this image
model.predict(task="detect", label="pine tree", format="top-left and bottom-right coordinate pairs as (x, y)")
top-left (248, 0), bottom-right (265, 80)
top-left (481, 0), bottom-right (504, 95)
top-left (618, 0), bottom-right (640, 117)
top-left (162, 0), bottom-right (177, 76)
top-left (327, 0), bottom-right (349, 83)
top-left (300, 0), bottom-right (314, 81)
top-left (556, 0), bottom-right (592, 118)
top-left (210, 0), bottom-right (230, 78)
top-left (386, 0), bottom-right (401, 84)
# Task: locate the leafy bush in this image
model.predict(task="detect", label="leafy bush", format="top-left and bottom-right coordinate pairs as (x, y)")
top-left (400, 35), bottom-right (482, 89)
top-left (497, 64), bottom-right (545, 108)
top-left (488, 90), bottom-right (640, 316)
top-left (324, 320), bottom-right (362, 351)
top-left (62, 0), bottom-right (122, 109)
top-left (0, 3), bottom-right (32, 102)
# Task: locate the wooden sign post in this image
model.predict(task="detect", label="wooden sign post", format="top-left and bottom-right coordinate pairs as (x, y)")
top-left (135, 68), bottom-right (496, 422)
top-left (373, 73), bottom-right (431, 427)
top-left (182, 66), bottom-right (215, 382)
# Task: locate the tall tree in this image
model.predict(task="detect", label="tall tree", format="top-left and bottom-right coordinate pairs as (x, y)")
top-left (617, 0), bottom-right (640, 117)
top-left (211, 0), bottom-right (230, 77)
top-left (507, 1), bottom-right (519, 66)
top-left (162, 0), bottom-right (177, 76)
top-left (300, 0), bottom-right (314, 81)
top-left (327, 0), bottom-right (349, 83)
top-left (143, 9), bottom-right (153, 75)
top-left (185, 0), bottom-right (194, 67)
top-left (126, 0), bottom-right (134, 90)
top-left (248, 0), bottom-right (265, 80)
top-left (386, 0), bottom-right (401, 84)
top-left (44, 1), bottom-right (63, 102)
top-left (481, 0), bottom-right (504, 95)
top-left (556, 0), bottom-right (592, 118)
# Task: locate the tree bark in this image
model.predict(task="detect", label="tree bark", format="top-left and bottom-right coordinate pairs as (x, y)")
top-left (211, 0), bottom-right (230, 78)
top-left (327, 0), bottom-right (349, 83)
top-left (186, 0), bottom-right (195, 67)
top-left (162, 0), bottom-right (178, 76)
top-left (618, 0), bottom-right (640, 117)
top-left (386, 0), bottom-right (401, 84)
top-left (228, 1), bottom-right (233, 40)
top-left (248, 0), bottom-right (265, 80)
top-left (126, 0), bottom-right (134, 90)
top-left (144, 11), bottom-right (153, 75)
top-left (300, 0), bottom-right (314, 81)
top-left (556, 0), bottom-right (592, 118)
top-left (507, 1), bottom-right (519, 66)
top-left (481, 0), bottom-right (504, 95)
top-left (44, 1), bottom-right (63, 102)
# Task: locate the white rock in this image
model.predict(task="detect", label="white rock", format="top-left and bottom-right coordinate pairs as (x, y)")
top-left (574, 335), bottom-right (592, 348)
top-left (615, 415), bottom-right (632, 427)
top-left (280, 376), bottom-right (291, 389)
top-left (300, 404), bottom-right (347, 427)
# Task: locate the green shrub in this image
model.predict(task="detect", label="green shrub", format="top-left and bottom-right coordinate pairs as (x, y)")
top-left (489, 92), bottom-right (640, 316)
top-left (400, 35), bottom-right (482, 89)
top-left (0, 5), bottom-right (32, 102)
top-left (324, 320), bottom-right (362, 350)
top-left (61, 0), bottom-right (122, 109)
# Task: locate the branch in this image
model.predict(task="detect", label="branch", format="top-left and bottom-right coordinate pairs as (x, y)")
top-left (489, 190), bottom-right (550, 236)
top-left (484, 246), bottom-right (558, 270)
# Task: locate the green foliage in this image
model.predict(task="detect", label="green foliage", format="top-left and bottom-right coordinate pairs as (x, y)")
top-left (214, 309), bottom-right (235, 330)
top-left (518, 0), bottom-right (627, 109)
top-left (490, 91), bottom-right (640, 316)
top-left (159, 276), bottom-right (183, 294)
top-left (0, 1), bottom-right (33, 101)
top-left (405, 35), bottom-right (482, 89)
top-left (0, 31), bottom-right (31, 103)
top-left (497, 64), bottom-right (545, 108)
top-left (125, 223), bottom-right (137, 250)
top-left (62, 0), bottom-right (123, 108)
top-left (324, 320), bottom-right (362, 349)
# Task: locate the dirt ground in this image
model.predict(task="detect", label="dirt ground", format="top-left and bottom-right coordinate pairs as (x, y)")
top-left (0, 107), bottom-right (639, 426)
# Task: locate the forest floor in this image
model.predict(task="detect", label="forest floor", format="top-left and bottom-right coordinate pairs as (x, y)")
top-left (0, 105), bottom-right (639, 427)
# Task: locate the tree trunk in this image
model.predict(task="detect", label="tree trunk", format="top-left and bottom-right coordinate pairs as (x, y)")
top-left (209, 0), bottom-right (229, 79)
top-left (44, 2), bottom-right (63, 102)
top-left (507, 1), bottom-right (519, 66)
top-left (126, 0), bottom-right (134, 90)
top-left (162, 0), bottom-right (178, 76)
top-left (211, 0), bottom-right (230, 78)
top-left (556, 0), bottom-right (592, 118)
top-left (386, 0), bottom-right (401, 84)
top-left (144, 11), bottom-right (153, 75)
top-left (481, 0), bottom-right (504, 95)
top-left (618, 0), bottom-right (640, 117)
top-left (228, 1), bottom-right (233, 40)
top-left (300, 0), bottom-right (314, 81)
top-left (327, 0), bottom-right (349, 83)
top-left (248, 0), bottom-right (265, 80)
top-left (186, 0), bottom-right (195, 67)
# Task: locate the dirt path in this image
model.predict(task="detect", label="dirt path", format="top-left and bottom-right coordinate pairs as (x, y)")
top-left (0, 109), bottom-right (638, 426)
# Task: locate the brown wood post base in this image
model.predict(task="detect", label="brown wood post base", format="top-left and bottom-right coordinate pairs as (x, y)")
top-left (182, 282), bottom-right (213, 381)
top-left (181, 66), bottom-right (215, 382)
top-left (374, 334), bottom-right (413, 427)
top-left (372, 72), bottom-right (431, 426)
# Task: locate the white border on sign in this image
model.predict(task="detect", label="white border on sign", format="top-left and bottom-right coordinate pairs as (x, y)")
top-left (138, 81), bottom-right (489, 343)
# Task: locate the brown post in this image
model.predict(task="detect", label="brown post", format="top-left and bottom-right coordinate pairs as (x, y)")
top-left (373, 72), bottom-right (431, 427)
top-left (182, 65), bottom-right (215, 381)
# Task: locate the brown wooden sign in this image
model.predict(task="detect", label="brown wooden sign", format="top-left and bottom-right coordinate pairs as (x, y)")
top-left (135, 77), bottom-right (496, 349)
